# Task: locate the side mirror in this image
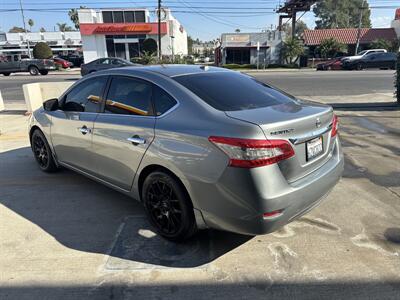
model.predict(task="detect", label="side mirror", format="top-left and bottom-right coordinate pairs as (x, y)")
top-left (43, 98), bottom-right (59, 111)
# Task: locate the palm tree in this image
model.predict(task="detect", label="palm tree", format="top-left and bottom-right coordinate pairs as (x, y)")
top-left (56, 22), bottom-right (73, 32)
top-left (28, 19), bottom-right (34, 32)
top-left (282, 37), bottom-right (305, 65)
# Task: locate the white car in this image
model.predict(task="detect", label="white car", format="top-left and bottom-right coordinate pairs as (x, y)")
top-left (343, 49), bottom-right (387, 62)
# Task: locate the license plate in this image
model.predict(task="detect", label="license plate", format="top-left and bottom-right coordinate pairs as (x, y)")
top-left (306, 136), bottom-right (323, 161)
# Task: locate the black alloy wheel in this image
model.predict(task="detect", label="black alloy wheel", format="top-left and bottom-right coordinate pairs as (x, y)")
top-left (142, 171), bottom-right (197, 241)
top-left (31, 130), bottom-right (58, 172)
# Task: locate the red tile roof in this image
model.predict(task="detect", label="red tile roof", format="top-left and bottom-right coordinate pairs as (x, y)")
top-left (303, 28), bottom-right (397, 46)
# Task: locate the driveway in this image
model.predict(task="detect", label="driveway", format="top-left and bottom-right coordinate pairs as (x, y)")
top-left (0, 106), bottom-right (399, 299)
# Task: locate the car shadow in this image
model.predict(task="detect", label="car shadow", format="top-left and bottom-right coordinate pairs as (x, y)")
top-left (0, 146), bottom-right (252, 269)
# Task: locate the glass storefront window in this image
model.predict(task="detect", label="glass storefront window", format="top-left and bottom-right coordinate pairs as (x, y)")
top-left (105, 35), bottom-right (146, 59)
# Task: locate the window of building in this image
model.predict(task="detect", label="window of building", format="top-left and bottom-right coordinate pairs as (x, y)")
top-left (63, 77), bottom-right (107, 113)
top-left (153, 85), bottom-right (177, 116)
top-left (113, 11), bottom-right (124, 23)
top-left (124, 11), bottom-right (135, 22)
top-left (134, 11), bottom-right (146, 22)
top-left (102, 11), bottom-right (113, 23)
top-left (105, 76), bottom-right (153, 116)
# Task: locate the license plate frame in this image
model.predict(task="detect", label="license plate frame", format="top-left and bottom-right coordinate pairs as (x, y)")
top-left (306, 136), bottom-right (323, 161)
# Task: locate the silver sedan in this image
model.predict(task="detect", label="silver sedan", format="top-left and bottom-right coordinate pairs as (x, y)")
top-left (29, 65), bottom-right (344, 241)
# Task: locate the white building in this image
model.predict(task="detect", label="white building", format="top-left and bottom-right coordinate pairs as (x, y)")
top-left (391, 8), bottom-right (400, 38)
top-left (0, 31), bottom-right (81, 56)
top-left (78, 8), bottom-right (188, 63)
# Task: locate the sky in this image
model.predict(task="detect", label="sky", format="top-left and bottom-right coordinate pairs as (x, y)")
top-left (0, 0), bottom-right (398, 41)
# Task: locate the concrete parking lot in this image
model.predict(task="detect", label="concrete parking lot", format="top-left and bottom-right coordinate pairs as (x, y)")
top-left (0, 70), bottom-right (399, 299)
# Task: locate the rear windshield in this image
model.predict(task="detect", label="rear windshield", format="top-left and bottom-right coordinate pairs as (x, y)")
top-left (173, 72), bottom-right (294, 111)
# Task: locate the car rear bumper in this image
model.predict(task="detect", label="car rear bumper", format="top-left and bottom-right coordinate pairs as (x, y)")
top-left (191, 137), bottom-right (344, 235)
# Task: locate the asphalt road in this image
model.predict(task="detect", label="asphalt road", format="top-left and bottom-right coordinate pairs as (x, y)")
top-left (0, 69), bottom-right (396, 101)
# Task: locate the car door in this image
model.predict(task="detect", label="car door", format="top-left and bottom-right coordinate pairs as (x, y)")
top-left (50, 76), bottom-right (108, 174)
top-left (92, 75), bottom-right (155, 190)
top-left (363, 54), bottom-right (376, 69)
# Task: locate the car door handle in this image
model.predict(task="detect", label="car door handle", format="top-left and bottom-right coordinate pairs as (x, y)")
top-left (79, 126), bottom-right (91, 135)
top-left (127, 136), bottom-right (146, 145)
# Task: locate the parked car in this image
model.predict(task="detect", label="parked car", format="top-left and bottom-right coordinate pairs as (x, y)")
top-left (342, 49), bottom-right (387, 63)
top-left (80, 57), bottom-right (140, 76)
top-left (29, 65), bottom-right (343, 241)
top-left (58, 54), bottom-right (84, 67)
top-left (0, 54), bottom-right (55, 76)
top-left (54, 57), bottom-right (73, 69)
top-left (316, 58), bottom-right (343, 71)
top-left (342, 52), bottom-right (397, 70)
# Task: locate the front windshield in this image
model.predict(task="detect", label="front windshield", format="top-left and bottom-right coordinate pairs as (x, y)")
top-left (357, 50), bottom-right (367, 55)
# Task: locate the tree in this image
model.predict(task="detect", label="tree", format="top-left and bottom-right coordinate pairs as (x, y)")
top-left (282, 37), bottom-right (305, 64)
top-left (319, 38), bottom-right (346, 58)
top-left (142, 38), bottom-right (158, 55)
top-left (33, 42), bottom-right (52, 59)
top-left (187, 36), bottom-right (194, 55)
top-left (235, 29), bottom-right (241, 33)
top-left (9, 26), bottom-right (26, 33)
top-left (28, 19), bottom-right (34, 32)
top-left (39, 27), bottom-right (46, 32)
top-left (313, 0), bottom-right (371, 29)
top-left (57, 23), bottom-right (73, 32)
top-left (68, 6), bottom-right (86, 30)
top-left (282, 20), bottom-right (309, 37)
top-left (370, 38), bottom-right (392, 51)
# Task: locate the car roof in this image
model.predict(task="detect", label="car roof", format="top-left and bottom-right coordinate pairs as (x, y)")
top-left (106, 64), bottom-right (231, 78)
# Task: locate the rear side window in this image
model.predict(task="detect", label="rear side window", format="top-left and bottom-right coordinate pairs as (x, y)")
top-left (173, 72), bottom-right (293, 111)
top-left (105, 76), bottom-right (153, 116)
top-left (63, 77), bottom-right (107, 112)
top-left (153, 86), bottom-right (177, 116)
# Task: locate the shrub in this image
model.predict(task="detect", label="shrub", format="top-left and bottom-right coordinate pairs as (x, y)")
top-left (33, 42), bottom-right (52, 59)
top-left (319, 38), bottom-right (346, 58)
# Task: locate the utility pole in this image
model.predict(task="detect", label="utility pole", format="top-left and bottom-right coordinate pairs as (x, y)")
top-left (19, 0), bottom-right (31, 58)
top-left (158, 0), bottom-right (162, 61)
top-left (355, 0), bottom-right (366, 55)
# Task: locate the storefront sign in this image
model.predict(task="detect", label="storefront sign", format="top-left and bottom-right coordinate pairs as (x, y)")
top-left (80, 22), bottom-right (168, 35)
top-left (94, 24), bottom-right (153, 33)
top-left (225, 34), bottom-right (250, 43)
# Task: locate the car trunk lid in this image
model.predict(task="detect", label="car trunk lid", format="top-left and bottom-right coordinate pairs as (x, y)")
top-left (225, 100), bottom-right (335, 182)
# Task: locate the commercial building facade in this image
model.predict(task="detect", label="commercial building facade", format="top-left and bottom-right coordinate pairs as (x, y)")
top-left (303, 28), bottom-right (398, 56)
top-left (217, 31), bottom-right (285, 66)
top-left (0, 31), bottom-right (81, 57)
top-left (78, 8), bottom-right (188, 63)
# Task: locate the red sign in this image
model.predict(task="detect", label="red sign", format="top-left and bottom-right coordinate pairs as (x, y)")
top-left (80, 22), bottom-right (168, 35)
top-left (396, 8), bottom-right (400, 20)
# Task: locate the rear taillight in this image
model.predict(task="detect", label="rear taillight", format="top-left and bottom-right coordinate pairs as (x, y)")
top-left (331, 114), bottom-right (339, 137)
top-left (208, 136), bottom-right (295, 168)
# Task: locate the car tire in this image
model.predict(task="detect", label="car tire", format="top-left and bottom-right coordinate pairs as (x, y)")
top-left (40, 70), bottom-right (48, 75)
top-left (327, 66), bottom-right (332, 71)
top-left (2, 73), bottom-right (10, 76)
top-left (142, 171), bottom-right (197, 241)
top-left (29, 66), bottom-right (40, 76)
top-left (356, 63), bottom-right (364, 71)
top-left (31, 129), bottom-right (58, 172)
